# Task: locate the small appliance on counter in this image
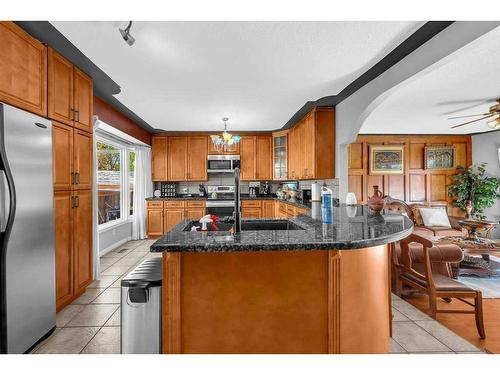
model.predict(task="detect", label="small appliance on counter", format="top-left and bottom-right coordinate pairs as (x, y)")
top-left (261, 181), bottom-right (271, 196)
top-left (198, 183), bottom-right (207, 197)
top-left (161, 182), bottom-right (176, 197)
top-left (249, 186), bottom-right (260, 197)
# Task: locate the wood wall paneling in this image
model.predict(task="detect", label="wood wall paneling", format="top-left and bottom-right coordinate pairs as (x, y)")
top-left (348, 135), bottom-right (472, 206)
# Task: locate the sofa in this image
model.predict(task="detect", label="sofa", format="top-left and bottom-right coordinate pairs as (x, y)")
top-left (384, 196), bottom-right (465, 279)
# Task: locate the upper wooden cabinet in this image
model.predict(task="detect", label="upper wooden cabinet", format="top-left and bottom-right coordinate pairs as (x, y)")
top-left (48, 47), bottom-right (93, 132)
top-left (240, 135), bottom-right (272, 181)
top-left (0, 22), bottom-right (47, 116)
top-left (187, 136), bottom-right (208, 181)
top-left (168, 136), bottom-right (188, 181)
top-left (208, 135), bottom-right (240, 155)
top-left (73, 130), bottom-right (93, 190)
top-left (152, 137), bottom-right (168, 181)
top-left (289, 107), bottom-right (335, 180)
top-left (272, 132), bottom-right (288, 180)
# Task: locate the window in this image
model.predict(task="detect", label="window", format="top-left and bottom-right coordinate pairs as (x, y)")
top-left (97, 138), bottom-right (135, 229)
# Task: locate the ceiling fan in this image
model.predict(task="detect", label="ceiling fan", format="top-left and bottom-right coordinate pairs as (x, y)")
top-left (449, 98), bottom-right (500, 130)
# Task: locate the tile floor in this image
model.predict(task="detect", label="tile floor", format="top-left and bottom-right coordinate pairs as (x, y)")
top-left (32, 239), bottom-right (484, 354)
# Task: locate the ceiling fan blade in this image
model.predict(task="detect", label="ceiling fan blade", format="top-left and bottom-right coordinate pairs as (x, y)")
top-left (447, 113), bottom-right (490, 120)
top-left (450, 114), bottom-right (496, 129)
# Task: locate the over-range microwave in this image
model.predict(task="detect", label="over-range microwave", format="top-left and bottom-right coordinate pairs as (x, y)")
top-left (207, 155), bottom-right (241, 173)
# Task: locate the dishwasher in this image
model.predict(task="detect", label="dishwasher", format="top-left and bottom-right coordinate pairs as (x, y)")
top-left (120, 257), bottom-right (162, 354)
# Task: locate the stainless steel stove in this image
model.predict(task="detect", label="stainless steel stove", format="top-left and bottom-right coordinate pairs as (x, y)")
top-left (206, 186), bottom-right (237, 217)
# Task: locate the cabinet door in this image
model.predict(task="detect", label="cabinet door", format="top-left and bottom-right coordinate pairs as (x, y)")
top-left (288, 128), bottom-right (298, 180)
top-left (164, 209), bottom-right (185, 233)
top-left (168, 136), bottom-right (188, 181)
top-left (73, 67), bottom-right (93, 133)
top-left (0, 22), bottom-right (47, 116)
top-left (48, 48), bottom-right (74, 125)
top-left (255, 135), bottom-right (272, 180)
top-left (240, 136), bottom-right (256, 181)
top-left (73, 130), bottom-right (93, 190)
top-left (185, 208), bottom-right (205, 221)
top-left (241, 207), bottom-right (262, 218)
top-left (73, 190), bottom-right (93, 295)
top-left (52, 121), bottom-right (74, 191)
top-left (296, 120), bottom-right (307, 179)
top-left (303, 113), bottom-right (316, 178)
top-left (54, 191), bottom-right (74, 311)
top-left (208, 136), bottom-right (240, 155)
top-left (187, 136), bottom-right (208, 181)
top-left (152, 137), bottom-right (168, 181)
top-left (262, 200), bottom-right (275, 218)
top-left (147, 209), bottom-right (164, 237)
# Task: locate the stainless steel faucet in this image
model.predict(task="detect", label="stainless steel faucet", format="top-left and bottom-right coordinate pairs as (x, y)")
top-left (233, 167), bottom-right (241, 233)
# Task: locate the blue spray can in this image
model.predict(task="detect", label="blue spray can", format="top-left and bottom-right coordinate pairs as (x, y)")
top-left (321, 186), bottom-right (333, 224)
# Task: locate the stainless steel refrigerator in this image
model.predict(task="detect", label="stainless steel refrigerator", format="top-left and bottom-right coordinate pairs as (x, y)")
top-left (0, 103), bottom-right (55, 353)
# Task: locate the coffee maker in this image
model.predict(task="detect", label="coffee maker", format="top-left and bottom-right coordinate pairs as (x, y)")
top-left (261, 181), bottom-right (271, 196)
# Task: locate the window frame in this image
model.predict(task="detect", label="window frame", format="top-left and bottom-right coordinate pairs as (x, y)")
top-left (96, 135), bottom-right (135, 232)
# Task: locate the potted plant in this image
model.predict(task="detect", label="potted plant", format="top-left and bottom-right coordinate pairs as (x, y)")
top-left (448, 162), bottom-right (500, 220)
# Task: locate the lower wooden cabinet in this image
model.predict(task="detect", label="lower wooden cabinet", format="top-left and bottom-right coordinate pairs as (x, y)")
top-left (54, 189), bottom-right (93, 311)
top-left (164, 209), bottom-right (184, 233)
top-left (262, 200), bottom-right (276, 218)
top-left (147, 208), bottom-right (164, 237)
top-left (147, 200), bottom-right (206, 237)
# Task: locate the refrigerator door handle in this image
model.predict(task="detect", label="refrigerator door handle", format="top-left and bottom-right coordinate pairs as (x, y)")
top-left (0, 169), bottom-right (10, 233)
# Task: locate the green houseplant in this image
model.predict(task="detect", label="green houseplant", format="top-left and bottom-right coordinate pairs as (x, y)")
top-left (448, 162), bottom-right (500, 220)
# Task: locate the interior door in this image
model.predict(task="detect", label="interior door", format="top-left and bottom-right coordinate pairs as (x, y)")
top-left (73, 67), bottom-right (93, 133)
top-left (73, 129), bottom-right (92, 190)
top-left (168, 137), bottom-right (188, 181)
top-left (187, 136), bottom-right (208, 181)
top-left (48, 48), bottom-right (74, 126)
top-left (52, 121), bottom-right (74, 191)
top-left (54, 191), bottom-right (74, 311)
top-left (73, 190), bottom-right (93, 295)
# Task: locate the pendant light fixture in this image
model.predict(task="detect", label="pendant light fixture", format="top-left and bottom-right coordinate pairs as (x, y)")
top-left (210, 117), bottom-right (240, 152)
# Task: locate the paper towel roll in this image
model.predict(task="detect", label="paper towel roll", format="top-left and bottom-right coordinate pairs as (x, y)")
top-left (311, 182), bottom-right (321, 201)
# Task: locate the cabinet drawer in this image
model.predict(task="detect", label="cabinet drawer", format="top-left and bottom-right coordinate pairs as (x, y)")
top-left (242, 200), bottom-right (262, 208)
top-left (147, 201), bottom-right (164, 208)
top-left (242, 207), bottom-right (262, 218)
top-left (164, 201), bottom-right (186, 208)
top-left (186, 200), bottom-right (205, 208)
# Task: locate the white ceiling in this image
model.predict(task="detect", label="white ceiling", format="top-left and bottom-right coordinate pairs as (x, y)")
top-left (52, 21), bottom-right (421, 131)
top-left (360, 26), bottom-right (500, 135)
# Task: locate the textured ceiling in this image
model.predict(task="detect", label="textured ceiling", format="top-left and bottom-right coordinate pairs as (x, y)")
top-left (52, 21), bottom-right (420, 131)
top-left (360, 26), bottom-right (500, 135)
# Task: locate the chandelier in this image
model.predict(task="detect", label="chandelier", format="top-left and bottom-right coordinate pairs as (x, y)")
top-left (210, 117), bottom-right (240, 152)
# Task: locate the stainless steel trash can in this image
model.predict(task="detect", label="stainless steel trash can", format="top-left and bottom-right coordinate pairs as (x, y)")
top-left (120, 258), bottom-right (162, 354)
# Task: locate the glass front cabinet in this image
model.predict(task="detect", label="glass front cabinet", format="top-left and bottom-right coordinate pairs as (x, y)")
top-left (273, 132), bottom-right (287, 180)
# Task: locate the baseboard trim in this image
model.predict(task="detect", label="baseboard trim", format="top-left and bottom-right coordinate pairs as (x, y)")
top-left (99, 236), bottom-right (132, 257)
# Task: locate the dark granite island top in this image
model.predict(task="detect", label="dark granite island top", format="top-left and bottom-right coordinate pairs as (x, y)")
top-left (150, 203), bottom-right (413, 253)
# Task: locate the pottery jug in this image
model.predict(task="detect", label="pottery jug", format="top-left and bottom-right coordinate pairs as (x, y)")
top-left (368, 185), bottom-right (385, 214)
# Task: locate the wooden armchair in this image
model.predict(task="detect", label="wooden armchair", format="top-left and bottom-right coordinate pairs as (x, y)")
top-left (393, 234), bottom-right (485, 339)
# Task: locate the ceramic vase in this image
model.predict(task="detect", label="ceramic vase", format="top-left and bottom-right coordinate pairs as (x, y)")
top-left (367, 185), bottom-right (385, 214)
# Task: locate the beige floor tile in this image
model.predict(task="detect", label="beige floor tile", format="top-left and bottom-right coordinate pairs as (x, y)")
top-left (92, 288), bottom-right (121, 304)
top-left (105, 309), bottom-right (121, 326)
top-left (66, 304), bottom-right (119, 327)
top-left (415, 320), bottom-right (481, 352)
top-left (88, 275), bottom-right (120, 288)
top-left (101, 250), bottom-right (126, 259)
top-left (81, 327), bottom-right (121, 354)
top-left (100, 258), bottom-right (119, 267)
top-left (110, 276), bottom-right (126, 288)
top-left (392, 299), bottom-right (432, 321)
top-left (56, 304), bottom-right (85, 327)
top-left (29, 328), bottom-right (61, 353)
top-left (73, 288), bottom-right (105, 304)
top-left (389, 338), bottom-right (407, 353)
top-left (113, 256), bottom-right (145, 267)
top-left (392, 321), bottom-right (452, 353)
top-left (101, 265), bottom-right (133, 276)
top-left (34, 327), bottom-right (100, 354)
top-left (392, 308), bottom-right (409, 322)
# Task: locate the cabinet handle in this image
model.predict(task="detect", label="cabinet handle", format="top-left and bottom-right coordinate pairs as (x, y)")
top-left (71, 172), bottom-right (75, 185)
top-left (70, 109), bottom-right (75, 121)
top-left (75, 172), bottom-right (80, 185)
top-left (75, 195), bottom-right (80, 208)
top-left (75, 110), bottom-right (80, 122)
top-left (71, 196), bottom-right (75, 208)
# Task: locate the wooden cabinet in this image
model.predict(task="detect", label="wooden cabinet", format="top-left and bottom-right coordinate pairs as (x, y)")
top-left (272, 132), bottom-right (287, 180)
top-left (152, 137), bottom-right (168, 181)
top-left (0, 22), bottom-right (47, 116)
top-left (287, 107), bottom-right (335, 180)
top-left (73, 130), bottom-right (93, 190)
top-left (73, 190), bottom-right (93, 295)
top-left (53, 122), bottom-right (74, 191)
top-left (241, 200), bottom-right (262, 218)
top-left (208, 136), bottom-right (240, 154)
top-left (54, 189), bottom-right (92, 311)
top-left (147, 208), bottom-right (164, 237)
top-left (241, 135), bottom-right (272, 181)
top-left (168, 137), bottom-right (188, 181)
top-left (185, 201), bottom-right (206, 220)
top-left (262, 200), bottom-right (276, 218)
top-left (147, 200), bottom-right (206, 237)
top-left (48, 47), bottom-right (93, 132)
top-left (54, 191), bottom-right (74, 310)
top-left (164, 209), bottom-right (185, 233)
top-left (187, 136), bottom-right (208, 181)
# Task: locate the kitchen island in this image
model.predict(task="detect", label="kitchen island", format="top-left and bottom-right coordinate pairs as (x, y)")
top-left (151, 204), bottom-right (413, 354)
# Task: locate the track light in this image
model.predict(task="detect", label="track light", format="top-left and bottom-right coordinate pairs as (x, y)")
top-left (119, 21), bottom-right (135, 46)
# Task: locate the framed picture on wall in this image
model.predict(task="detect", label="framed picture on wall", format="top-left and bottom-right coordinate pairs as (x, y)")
top-left (425, 145), bottom-right (455, 170)
top-left (369, 145), bottom-right (404, 175)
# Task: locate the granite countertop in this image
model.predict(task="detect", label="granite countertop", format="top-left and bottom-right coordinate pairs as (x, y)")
top-left (150, 203), bottom-right (413, 253)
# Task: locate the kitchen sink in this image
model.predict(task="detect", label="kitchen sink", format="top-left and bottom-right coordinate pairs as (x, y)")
top-left (183, 219), bottom-right (305, 232)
